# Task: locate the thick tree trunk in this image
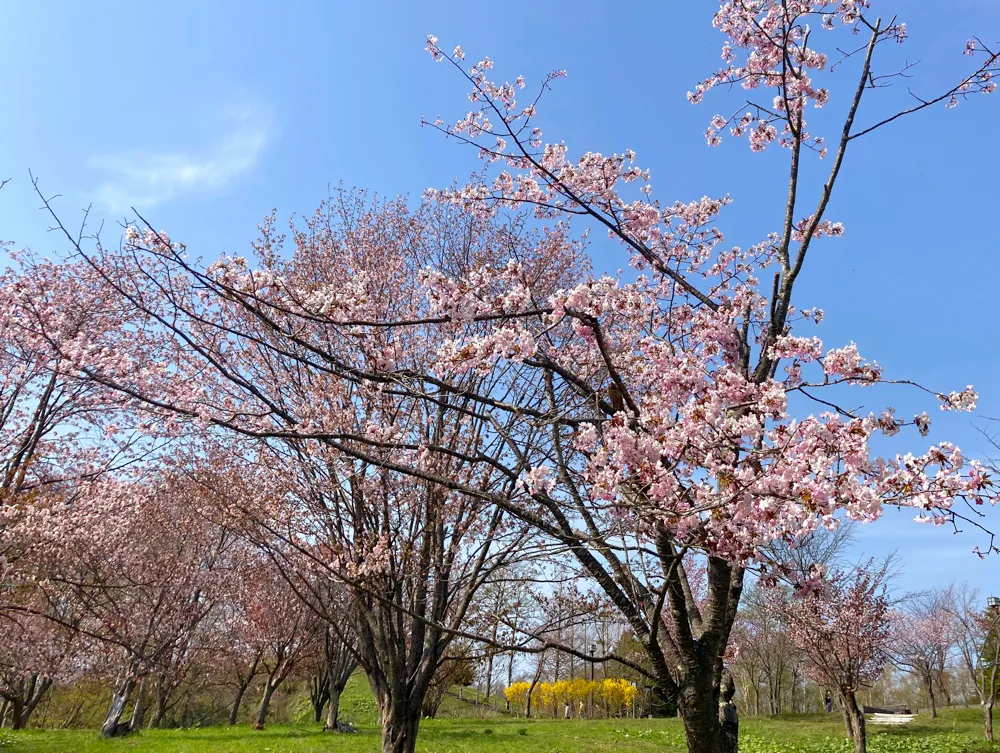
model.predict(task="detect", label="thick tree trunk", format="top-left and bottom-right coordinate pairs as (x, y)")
top-left (8, 698), bottom-right (24, 731)
top-left (101, 675), bottom-right (136, 738)
top-left (985, 700), bottom-right (994, 743)
top-left (677, 674), bottom-right (728, 753)
top-left (128, 679), bottom-right (147, 731)
top-left (378, 702), bottom-right (421, 753)
top-left (253, 681), bottom-right (278, 730)
top-left (229, 681), bottom-right (250, 726)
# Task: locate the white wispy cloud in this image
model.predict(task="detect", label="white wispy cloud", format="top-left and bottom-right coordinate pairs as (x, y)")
top-left (90, 99), bottom-right (273, 211)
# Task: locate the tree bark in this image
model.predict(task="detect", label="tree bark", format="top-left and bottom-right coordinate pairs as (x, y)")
top-left (309, 668), bottom-right (329, 723)
top-left (253, 680), bottom-right (278, 730)
top-left (985, 700), bottom-right (994, 743)
top-left (843, 702), bottom-right (855, 739)
top-left (677, 676), bottom-right (727, 753)
top-left (325, 687), bottom-right (342, 730)
top-left (101, 674), bottom-right (137, 738)
top-left (925, 672), bottom-right (937, 718)
top-left (4, 675), bottom-right (53, 730)
top-left (228, 652), bottom-right (261, 726)
top-left (229, 681), bottom-right (250, 726)
top-left (484, 650), bottom-right (494, 700)
top-left (378, 701), bottom-right (421, 753)
top-left (841, 688), bottom-right (867, 753)
top-left (149, 682), bottom-right (169, 728)
top-left (7, 698), bottom-right (24, 731)
top-left (128, 678), bottom-right (147, 731)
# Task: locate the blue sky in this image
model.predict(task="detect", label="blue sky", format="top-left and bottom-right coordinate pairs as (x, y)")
top-left (2, 2), bottom-right (999, 598)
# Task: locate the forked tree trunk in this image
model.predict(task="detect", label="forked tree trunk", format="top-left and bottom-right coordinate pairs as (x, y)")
top-left (323, 628), bottom-right (357, 732)
top-left (312, 696), bottom-right (327, 723)
top-left (309, 669), bottom-right (329, 723)
top-left (6, 675), bottom-right (53, 730)
top-left (228, 653), bottom-right (261, 726)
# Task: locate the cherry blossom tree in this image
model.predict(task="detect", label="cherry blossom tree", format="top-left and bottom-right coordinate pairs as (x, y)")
top-left (776, 561), bottom-right (893, 753)
top-left (891, 588), bottom-right (956, 718)
top-left (238, 560), bottom-right (322, 731)
top-left (0, 612), bottom-right (81, 729)
top-left (26, 475), bottom-right (235, 737)
top-left (305, 622), bottom-right (359, 730)
top-left (9, 4), bottom-right (999, 753)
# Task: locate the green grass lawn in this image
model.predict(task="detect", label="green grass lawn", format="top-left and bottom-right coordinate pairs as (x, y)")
top-left (5, 709), bottom-right (998, 753)
top-left (3, 677), bottom-right (996, 753)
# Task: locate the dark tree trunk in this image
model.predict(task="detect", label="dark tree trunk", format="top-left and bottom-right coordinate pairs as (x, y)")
top-left (677, 675), bottom-right (726, 753)
top-left (323, 625), bottom-right (357, 732)
top-left (506, 652), bottom-right (514, 711)
top-left (841, 688), bottom-right (867, 753)
top-left (228, 652), bottom-right (261, 726)
top-left (228, 682), bottom-right (250, 726)
top-left (309, 671), bottom-right (329, 724)
top-left (925, 672), bottom-right (937, 718)
top-left (7, 698), bottom-right (24, 731)
top-left (5, 675), bottom-right (53, 730)
top-left (325, 687), bottom-right (342, 730)
top-left (312, 700), bottom-right (327, 723)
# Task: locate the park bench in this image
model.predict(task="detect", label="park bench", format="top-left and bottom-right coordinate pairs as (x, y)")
top-left (862, 705), bottom-right (911, 714)
top-left (868, 713), bottom-right (916, 725)
top-left (863, 705), bottom-right (914, 725)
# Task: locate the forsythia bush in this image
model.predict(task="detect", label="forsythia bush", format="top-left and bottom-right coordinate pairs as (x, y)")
top-left (503, 678), bottom-right (638, 716)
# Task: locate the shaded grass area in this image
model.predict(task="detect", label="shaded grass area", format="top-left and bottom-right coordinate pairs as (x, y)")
top-left (4, 683), bottom-right (998, 753)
